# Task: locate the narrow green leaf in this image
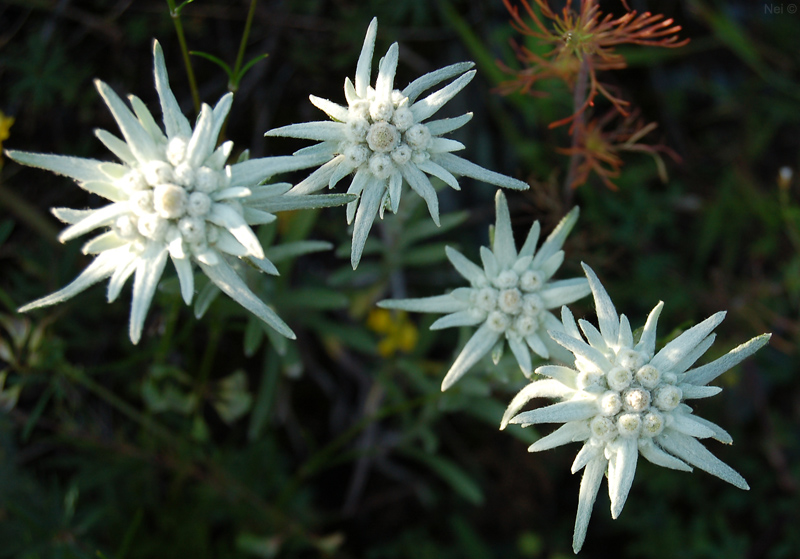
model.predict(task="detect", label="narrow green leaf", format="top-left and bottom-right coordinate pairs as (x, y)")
top-left (234, 53), bottom-right (270, 86)
top-left (190, 50), bottom-right (234, 80)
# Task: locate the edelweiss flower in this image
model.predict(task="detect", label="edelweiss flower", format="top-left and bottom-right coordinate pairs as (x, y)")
top-left (379, 190), bottom-right (590, 390)
top-left (501, 264), bottom-right (771, 553)
top-left (9, 41), bottom-right (349, 344)
top-left (266, 18), bottom-right (529, 268)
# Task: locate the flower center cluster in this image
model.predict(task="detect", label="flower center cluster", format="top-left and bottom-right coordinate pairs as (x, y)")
top-left (582, 348), bottom-right (682, 444)
top-left (469, 269), bottom-right (548, 337)
top-left (113, 137), bottom-right (231, 253)
top-left (343, 90), bottom-right (431, 180)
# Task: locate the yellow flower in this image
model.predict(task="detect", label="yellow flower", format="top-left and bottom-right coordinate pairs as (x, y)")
top-left (0, 110), bottom-right (14, 167)
top-left (366, 308), bottom-right (418, 357)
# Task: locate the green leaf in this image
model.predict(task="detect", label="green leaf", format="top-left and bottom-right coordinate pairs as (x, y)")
top-left (194, 280), bottom-right (221, 319)
top-left (264, 240), bottom-right (333, 264)
top-left (190, 50), bottom-right (233, 80)
top-left (243, 315), bottom-right (265, 357)
top-left (213, 370), bottom-right (252, 424)
top-left (234, 53), bottom-right (270, 86)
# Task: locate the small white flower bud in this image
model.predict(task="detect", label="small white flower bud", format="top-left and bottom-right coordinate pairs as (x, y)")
top-left (119, 170), bottom-right (148, 192)
top-left (174, 162), bottom-right (195, 188)
top-left (129, 190), bottom-right (154, 216)
top-left (513, 314), bottom-right (538, 337)
top-left (641, 410), bottom-right (665, 437)
top-left (635, 364), bottom-right (661, 389)
top-left (474, 287), bottom-right (498, 312)
top-left (366, 122), bottom-right (400, 153)
top-left (349, 99), bottom-right (370, 117)
top-left (142, 160), bottom-right (175, 186)
top-left (195, 167), bottom-right (220, 193)
top-left (598, 391), bottom-right (622, 416)
top-left (392, 107), bottom-right (414, 131)
top-left (166, 137), bottom-right (188, 166)
top-left (115, 215), bottom-right (139, 239)
top-left (369, 99), bottom-right (394, 122)
top-left (590, 416), bottom-right (617, 441)
top-left (344, 144), bottom-right (370, 167)
top-left (153, 184), bottom-right (188, 219)
top-left (411, 150), bottom-right (429, 164)
top-left (368, 153), bottom-right (395, 179)
top-left (187, 192), bottom-right (212, 217)
top-left (178, 216), bottom-right (206, 244)
top-left (616, 413), bottom-right (642, 437)
top-left (487, 310), bottom-right (510, 333)
top-left (520, 269), bottom-right (545, 292)
top-left (345, 117), bottom-right (370, 142)
top-left (623, 387), bottom-right (651, 412)
top-left (577, 369), bottom-right (604, 390)
top-left (494, 270), bottom-right (519, 289)
top-left (405, 124), bottom-right (431, 150)
top-left (607, 366), bottom-right (633, 391)
top-left (391, 144), bottom-right (412, 165)
top-left (137, 213), bottom-right (168, 240)
top-left (653, 385), bottom-right (682, 411)
top-left (498, 288), bottom-right (523, 315)
top-left (522, 294), bottom-right (544, 317)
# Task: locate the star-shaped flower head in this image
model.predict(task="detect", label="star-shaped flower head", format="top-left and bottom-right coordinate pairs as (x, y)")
top-left (9, 41), bottom-right (350, 344)
top-left (379, 190), bottom-right (590, 390)
top-left (501, 264), bottom-right (771, 553)
top-left (266, 18), bottom-right (529, 269)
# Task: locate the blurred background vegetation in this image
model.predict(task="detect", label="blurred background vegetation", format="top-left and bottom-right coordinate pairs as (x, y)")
top-left (0, 0), bottom-right (798, 557)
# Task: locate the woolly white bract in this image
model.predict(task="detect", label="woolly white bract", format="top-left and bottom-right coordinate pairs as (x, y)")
top-left (502, 264), bottom-right (771, 553)
top-left (266, 18), bottom-right (529, 269)
top-left (379, 190), bottom-right (590, 390)
top-left (10, 41), bottom-right (349, 344)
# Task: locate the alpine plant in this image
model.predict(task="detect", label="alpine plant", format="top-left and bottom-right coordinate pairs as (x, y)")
top-left (9, 41), bottom-right (349, 343)
top-left (501, 264), bottom-right (771, 553)
top-left (266, 18), bottom-right (529, 269)
top-left (379, 190), bottom-right (590, 390)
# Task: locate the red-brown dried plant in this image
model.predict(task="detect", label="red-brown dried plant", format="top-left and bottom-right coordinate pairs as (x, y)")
top-left (500, 0), bottom-right (688, 128)
top-left (557, 109), bottom-right (681, 190)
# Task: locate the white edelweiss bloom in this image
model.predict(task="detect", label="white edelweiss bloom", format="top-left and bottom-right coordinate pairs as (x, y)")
top-left (10, 40), bottom-right (351, 344)
top-left (378, 190), bottom-right (589, 391)
top-left (265, 17), bottom-right (529, 269)
top-left (501, 264), bottom-right (772, 554)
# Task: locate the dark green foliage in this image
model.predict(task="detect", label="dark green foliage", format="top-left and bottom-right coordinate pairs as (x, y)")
top-left (0, 1), bottom-right (797, 558)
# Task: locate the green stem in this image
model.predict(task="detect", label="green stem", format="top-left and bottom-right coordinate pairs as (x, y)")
top-left (166, 0), bottom-right (201, 114)
top-left (230, 0), bottom-right (259, 94)
top-left (218, 0), bottom-right (259, 142)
